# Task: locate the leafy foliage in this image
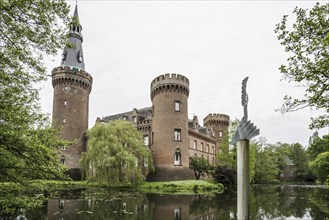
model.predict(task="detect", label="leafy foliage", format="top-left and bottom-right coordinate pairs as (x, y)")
top-left (254, 147), bottom-right (279, 183)
top-left (213, 165), bottom-right (237, 186)
top-left (217, 119), bottom-right (240, 168)
top-left (0, 0), bottom-right (71, 183)
top-left (275, 3), bottom-right (329, 129)
top-left (309, 151), bottom-right (329, 184)
top-left (80, 121), bottom-right (154, 185)
top-left (289, 143), bottom-right (308, 175)
top-left (189, 156), bottom-right (212, 180)
top-left (307, 134), bottom-right (329, 161)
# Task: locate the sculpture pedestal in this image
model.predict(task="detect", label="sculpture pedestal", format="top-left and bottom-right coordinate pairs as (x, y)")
top-left (237, 140), bottom-right (250, 220)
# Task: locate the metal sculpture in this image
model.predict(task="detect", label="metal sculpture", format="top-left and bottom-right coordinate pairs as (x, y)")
top-left (231, 77), bottom-right (260, 144)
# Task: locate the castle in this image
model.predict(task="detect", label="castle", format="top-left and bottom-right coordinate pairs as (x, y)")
top-left (52, 5), bottom-right (229, 181)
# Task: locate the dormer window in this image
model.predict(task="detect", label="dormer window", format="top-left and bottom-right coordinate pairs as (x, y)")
top-left (78, 50), bottom-right (83, 63)
top-left (61, 51), bottom-right (67, 61)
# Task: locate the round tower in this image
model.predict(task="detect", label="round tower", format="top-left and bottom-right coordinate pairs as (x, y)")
top-left (52, 5), bottom-right (92, 180)
top-left (148, 73), bottom-right (194, 181)
top-left (52, 67), bottom-right (92, 141)
top-left (203, 113), bottom-right (230, 151)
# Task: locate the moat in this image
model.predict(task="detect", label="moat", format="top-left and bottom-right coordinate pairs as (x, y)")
top-left (20, 185), bottom-right (328, 220)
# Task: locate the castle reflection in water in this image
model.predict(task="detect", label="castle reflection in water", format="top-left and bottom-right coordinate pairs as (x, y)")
top-left (47, 190), bottom-right (219, 220)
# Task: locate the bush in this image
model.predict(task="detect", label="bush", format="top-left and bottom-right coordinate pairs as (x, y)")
top-left (213, 165), bottom-right (237, 186)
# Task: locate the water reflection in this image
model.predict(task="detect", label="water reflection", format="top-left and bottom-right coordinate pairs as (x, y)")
top-left (24, 185), bottom-right (329, 220)
top-left (47, 190), bottom-right (218, 220)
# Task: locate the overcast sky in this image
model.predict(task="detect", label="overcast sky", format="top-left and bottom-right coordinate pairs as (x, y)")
top-left (39, 0), bottom-right (328, 147)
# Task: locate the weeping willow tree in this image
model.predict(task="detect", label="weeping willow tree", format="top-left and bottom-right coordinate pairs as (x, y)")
top-left (80, 120), bottom-right (154, 185)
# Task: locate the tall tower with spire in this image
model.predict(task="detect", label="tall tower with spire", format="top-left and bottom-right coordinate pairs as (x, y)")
top-left (51, 5), bottom-right (92, 180)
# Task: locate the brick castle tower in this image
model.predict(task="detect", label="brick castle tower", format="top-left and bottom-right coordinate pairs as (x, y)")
top-left (148, 74), bottom-right (194, 181)
top-left (204, 113), bottom-right (230, 152)
top-left (51, 5), bottom-right (92, 180)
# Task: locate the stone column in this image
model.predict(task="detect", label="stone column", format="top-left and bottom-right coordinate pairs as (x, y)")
top-left (237, 140), bottom-right (249, 220)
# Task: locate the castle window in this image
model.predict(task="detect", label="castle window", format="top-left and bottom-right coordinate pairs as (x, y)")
top-left (212, 157), bottom-right (215, 165)
top-left (193, 140), bottom-right (197, 149)
top-left (59, 199), bottom-right (65, 211)
top-left (201, 142), bottom-right (204, 151)
top-left (144, 135), bottom-right (149, 146)
top-left (174, 101), bottom-right (180, 112)
top-left (174, 208), bottom-right (181, 220)
top-left (132, 116), bottom-right (137, 123)
top-left (60, 155), bottom-right (65, 165)
top-left (219, 131), bottom-right (223, 138)
top-left (62, 118), bottom-right (66, 123)
top-left (206, 144), bottom-right (209, 152)
top-left (123, 116), bottom-right (127, 120)
top-left (64, 100), bottom-right (67, 106)
top-left (174, 149), bottom-right (181, 166)
top-left (212, 146), bottom-right (215, 154)
top-left (64, 86), bottom-right (68, 91)
top-left (61, 51), bottom-right (67, 61)
top-left (78, 50), bottom-right (83, 63)
top-left (174, 129), bottom-right (181, 141)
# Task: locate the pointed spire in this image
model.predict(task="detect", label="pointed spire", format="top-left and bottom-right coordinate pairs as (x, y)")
top-left (60, 3), bottom-right (85, 70)
top-left (73, 3), bottom-right (79, 19)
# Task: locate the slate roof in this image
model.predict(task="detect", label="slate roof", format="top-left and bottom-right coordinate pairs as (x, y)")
top-left (60, 5), bottom-right (85, 70)
top-left (102, 107), bottom-right (153, 122)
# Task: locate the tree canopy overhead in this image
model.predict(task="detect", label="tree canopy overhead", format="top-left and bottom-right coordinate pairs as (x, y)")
top-left (275, 2), bottom-right (329, 129)
top-left (0, 0), bottom-right (70, 183)
top-left (80, 121), bottom-right (154, 185)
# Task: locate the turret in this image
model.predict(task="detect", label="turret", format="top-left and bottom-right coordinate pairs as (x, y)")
top-left (203, 113), bottom-right (230, 151)
top-left (148, 73), bottom-right (194, 181)
top-left (51, 5), bottom-right (92, 180)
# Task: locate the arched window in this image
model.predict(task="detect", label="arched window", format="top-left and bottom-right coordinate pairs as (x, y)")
top-left (174, 149), bottom-right (181, 166)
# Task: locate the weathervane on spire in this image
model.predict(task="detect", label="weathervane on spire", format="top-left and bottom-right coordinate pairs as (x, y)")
top-left (231, 77), bottom-right (259, 144)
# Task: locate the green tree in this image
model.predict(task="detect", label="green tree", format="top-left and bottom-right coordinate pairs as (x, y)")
top-left (307, 134), bottom-right (329, 161)
top-left (289, 143), bottom-right (308, 175)
top-left (0, 0), bottom-right (70, 183)
top-left (275, 3), bottom-right (329, 129)
top-left (309, 151), bottom-right (329, 183)
top-left (217, 119), bottom-right (240, 168)
top-left (189, 156), bottom-right (212, 180)
top-left (80, 121), bottom-right (154, 185)
top-left (254, 147), bottom-right (279, 183)
top-left (213, 165), bottom-right (236, 186)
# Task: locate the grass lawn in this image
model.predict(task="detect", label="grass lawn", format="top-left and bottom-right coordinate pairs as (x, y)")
top-left (137, 179), bottom-right (224, 194)
top-left (1, 179), bottom-right (224, 195)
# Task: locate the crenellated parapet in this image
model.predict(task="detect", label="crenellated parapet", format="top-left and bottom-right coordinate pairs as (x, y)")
top-left (150, 73), bottom-right (189, 100)
top-left (52, 66), bottom-right (93, 93)
top-left (204, 113), bottom-right (230, 127)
